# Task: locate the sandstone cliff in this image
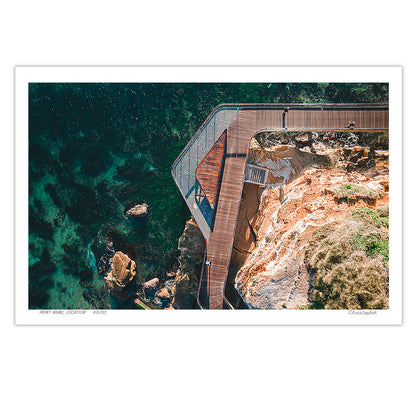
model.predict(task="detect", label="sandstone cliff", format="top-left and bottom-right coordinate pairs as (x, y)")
top-left (172, 219), bottom-right (206, 309)
top-left (232, 135), bottom-right (389, 310)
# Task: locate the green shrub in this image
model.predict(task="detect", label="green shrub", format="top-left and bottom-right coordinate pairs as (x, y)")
top-left (352, 207), bottom-right (388, 228)
top-left (363, 235), bottom-right (389, 259)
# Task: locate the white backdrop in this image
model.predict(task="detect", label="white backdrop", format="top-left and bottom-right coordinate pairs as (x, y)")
top-left (2, 1), bottom-right (415, 415)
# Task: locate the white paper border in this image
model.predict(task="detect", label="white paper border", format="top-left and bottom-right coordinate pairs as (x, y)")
top-left (15, 66), bottom-right (402, 325)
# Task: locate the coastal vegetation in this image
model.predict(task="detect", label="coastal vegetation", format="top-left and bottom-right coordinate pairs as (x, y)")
top-left (305, 204), bottom-right (389, 310)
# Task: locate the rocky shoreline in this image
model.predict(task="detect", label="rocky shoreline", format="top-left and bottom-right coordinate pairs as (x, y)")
top-left (164, 131), bottom-right (389, 310)
top-left (70, 131), bottom-right (391, 310)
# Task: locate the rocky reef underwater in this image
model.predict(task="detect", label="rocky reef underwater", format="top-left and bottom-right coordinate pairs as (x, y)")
top-left (28, 83), bottom-right (191, 310)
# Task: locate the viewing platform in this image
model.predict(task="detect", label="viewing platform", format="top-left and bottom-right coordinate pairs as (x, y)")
top-left (172, 103), bottom-right (389, 309)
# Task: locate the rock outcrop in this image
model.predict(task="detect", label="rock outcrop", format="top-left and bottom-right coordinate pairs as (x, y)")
top-left (136, 277), bottom-right (175, 309)
top-left (104, 251), bottom-right (136, 291)
top-left (233, 138), bottom-right (389, 310)
top-left (126, 203), bottom-right (148, 218)
top-left (172, 219), bottom-right (205, 309)
top-left (248, 140), bottom-right (331, 186)
top-left (142, 277), bottom-right (159, 297)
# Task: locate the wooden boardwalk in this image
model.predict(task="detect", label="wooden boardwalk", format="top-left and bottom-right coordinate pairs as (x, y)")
top-left (172, 104), bottom-right (389, 309)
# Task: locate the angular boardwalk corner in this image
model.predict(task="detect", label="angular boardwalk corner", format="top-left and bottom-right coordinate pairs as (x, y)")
top-left (172, 103), bottom-right (389, 309)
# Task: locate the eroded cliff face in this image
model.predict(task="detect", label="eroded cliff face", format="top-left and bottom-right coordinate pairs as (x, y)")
top-left (172, 220), bottom-right (206, 309)
top-left (233, 137), bottom-right (389, 309)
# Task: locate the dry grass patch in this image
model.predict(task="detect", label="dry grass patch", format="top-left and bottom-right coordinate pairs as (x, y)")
top-left (334, 182), bottom-right (380, 204)
top-left (305, 205), bottom-right (389, 310)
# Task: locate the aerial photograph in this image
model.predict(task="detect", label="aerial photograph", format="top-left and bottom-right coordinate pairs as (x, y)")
top-left (28, 83), bottom-right (389, 310)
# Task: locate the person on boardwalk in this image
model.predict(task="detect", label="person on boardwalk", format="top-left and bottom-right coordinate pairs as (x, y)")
top-left (282, 107), bottom-right (289, 129)
top-left (346, 120), bottom-right (355, 129)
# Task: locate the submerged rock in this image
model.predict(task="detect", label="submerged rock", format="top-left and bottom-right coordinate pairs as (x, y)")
top-left (97, 252), bottom-right (114, 275)
top-left (29, 207), bottom-right (54, 240)
top-left (82, 287), bottom-right (109, 309)
top-left (65, 183), bottom-right (100, 225)
top-left (104, 251), bottom-right (136, 292)
top-left (30, 249), bottom-right (57, 281)
top-left (29, 286), bottom-right (49, 308)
